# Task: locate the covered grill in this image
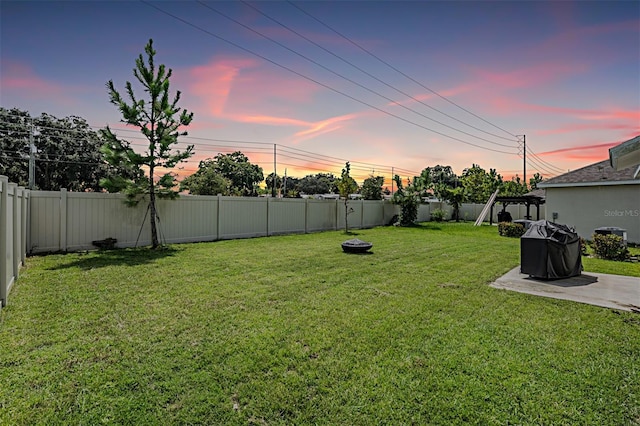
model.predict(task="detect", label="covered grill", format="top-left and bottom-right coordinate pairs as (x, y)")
top-left (520, 220), bottom-right (582, 279)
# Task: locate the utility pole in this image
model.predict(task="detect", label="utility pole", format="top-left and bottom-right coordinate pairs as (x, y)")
top-left (391, 167), bottom-right (394, 195)
top-left (517, 135), bottom-right (526, 189)
top-left (28, 119), bottom-right (35, 190)
top-left (523, 134), bottom-right (526, 189)
top-left (272, 144), bottom-right (276, 197)
top-left (283, 168), bottom-right (287, 197)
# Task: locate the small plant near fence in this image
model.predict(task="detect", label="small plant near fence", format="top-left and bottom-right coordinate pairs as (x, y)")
top-left (590, 233), bottom-right (629, 261)
top-left (430, 208), bottom-right (445, 222)
top-left (498, 222), bottom-right (526, 238)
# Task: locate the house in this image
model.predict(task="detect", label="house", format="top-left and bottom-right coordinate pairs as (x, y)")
top-left (538, 136), bottom-right (640, 244)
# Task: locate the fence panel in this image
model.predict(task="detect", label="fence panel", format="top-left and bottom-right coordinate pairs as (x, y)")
top-left (362, 200), bottom-right (385, 228)
top-left (268, 198), bottom-right (306, 235)
top-left (306, 199), bottom-right (337, 232)
top-left (157, 195), bottom-right (218, 244)
top-left (219, 197), bottom-right (268, 240)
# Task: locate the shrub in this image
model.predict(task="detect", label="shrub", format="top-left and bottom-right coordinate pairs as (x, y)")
top-left (580, 237), bottom-right (588, 256)
top-left (498, 222), bottom-right (525, 238)
top-left (591, 234), bottom-right (629, 261)
top-left (431, 208), bottom-right (445, 222)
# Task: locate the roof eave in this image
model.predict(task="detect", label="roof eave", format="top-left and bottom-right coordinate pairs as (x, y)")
top-left (539, 179), bottom-right (640, 189)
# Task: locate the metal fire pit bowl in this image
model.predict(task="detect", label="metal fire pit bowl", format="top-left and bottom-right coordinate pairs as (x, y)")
top-left (341, 238), bottom-right (373, 253)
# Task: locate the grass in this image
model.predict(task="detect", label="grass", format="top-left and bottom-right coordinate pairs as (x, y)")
top-left (1, 222), bottom-right (638, 425)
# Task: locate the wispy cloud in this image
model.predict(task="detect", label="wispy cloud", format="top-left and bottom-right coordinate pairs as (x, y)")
top-left (0, 61), bottom-right (77, 105)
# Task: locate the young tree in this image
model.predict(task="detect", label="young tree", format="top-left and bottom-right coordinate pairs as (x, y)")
top-left (100, 39), bottom-right (194, 248)
top-left (337, 162), bottom-right (359, 233)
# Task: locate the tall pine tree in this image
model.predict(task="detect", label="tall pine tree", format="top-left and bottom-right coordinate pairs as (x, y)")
top-left (100, 39), bottom-right (194, 248)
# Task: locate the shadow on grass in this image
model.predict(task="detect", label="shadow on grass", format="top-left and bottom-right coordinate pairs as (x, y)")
top-left (46, 246), bottom-right (179, 271)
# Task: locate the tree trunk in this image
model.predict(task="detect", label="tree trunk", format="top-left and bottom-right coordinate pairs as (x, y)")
top-left (149, 163), bottom-right (159, 248)
top-left (344, 198), bottom-right (349, 233)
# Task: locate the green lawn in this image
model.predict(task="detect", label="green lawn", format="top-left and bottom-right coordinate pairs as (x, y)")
top-left (1, 223), bottom-right (638, 425)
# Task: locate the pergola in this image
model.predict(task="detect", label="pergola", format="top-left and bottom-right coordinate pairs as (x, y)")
top-left (490, 191), bottom-right (546, 225)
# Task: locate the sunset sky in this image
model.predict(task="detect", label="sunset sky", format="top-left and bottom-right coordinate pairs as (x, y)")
top-left (1, 1), bottom-right (638, 187)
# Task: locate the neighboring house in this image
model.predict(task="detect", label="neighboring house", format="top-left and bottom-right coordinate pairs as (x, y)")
top-left (538, 138), bottom-right (640, 244)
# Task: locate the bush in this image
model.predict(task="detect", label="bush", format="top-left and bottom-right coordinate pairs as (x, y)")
top-left (591, 234), bottom-right (629, 261)
top-left (498, 222), bottom-right (525, 238)
top-left (431, 208), bottom-right (445, 222)
top-left (580, 237), bottom-right (588, 256)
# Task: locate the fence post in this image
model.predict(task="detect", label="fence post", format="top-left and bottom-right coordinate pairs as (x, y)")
top-left (21, 190), bottom-right (28, 262)
top-left (60, 188), bottom-right (67, 252)
top-left (266, 197), bottom-right (271, 237)
top-left (305, 198), bottom-right (309, 233)
top-left (0, 176), bottom-right (8, 307)
top-left (216, 195), bottom-right (221, 241)
top-left (12, 185), bottom-right (21, 281)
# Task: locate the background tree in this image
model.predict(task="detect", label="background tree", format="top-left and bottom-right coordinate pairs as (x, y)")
top-left (265, 172), bottom-right (282, 197)
top-left (460, 164), bottom-right (503, 204)
top-left (337, 162), bottom-right (359, 233)
top-left (430, 165), bottom-right (459, 201)
top-left (361, 175), bottom-right (385, 200)
top-left (206, 151), bottom-right (263, 196)
top-left (440, 186), bottom-right (465, 221)
top-left (180, 159), bottom-right (230, 195)
top-left (500, 175), bottom-right (528, 197)
top-left (282, 175), bottom-right (300, 198)
top-left (391, 175), bottom-right (419, 226)
top-left (100, 39), bottom-right (194, 248)
top-left (529, 173), bottom-right (543, 190)
top-left (297, 173), bottom-right (337, 195)
top-left (0, 107), bottom-right (134, 191)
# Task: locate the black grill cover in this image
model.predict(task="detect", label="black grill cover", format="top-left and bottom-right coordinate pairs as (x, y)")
top-left (520, 220), bottom-right (582, 279)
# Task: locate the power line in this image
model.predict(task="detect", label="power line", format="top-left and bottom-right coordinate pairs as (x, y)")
top-left (140, 1), bottom-right (517, 155)
top-left (246, 0), bottom-right (517, 146)
top-left (286, 0), bottom-right (518, 139)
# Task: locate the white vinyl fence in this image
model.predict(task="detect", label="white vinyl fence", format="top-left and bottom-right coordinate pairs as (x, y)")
top-left (27, 191), bottom-right (544, 254)
top-left (0, 184), bottom-right (546, 306)
top-left (0, 176), bottom-right (29, 308)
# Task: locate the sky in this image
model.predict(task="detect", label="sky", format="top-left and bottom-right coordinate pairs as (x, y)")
top-left (1, 0), bottom-right (639, 188)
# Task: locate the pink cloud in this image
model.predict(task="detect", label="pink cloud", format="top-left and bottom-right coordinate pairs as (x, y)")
top-left (234, 115), bottom-right (310, 127)
top-left (537, 141), bottom-right (619, 161)
top-left (293, 113), bottom-right (358, 139)
top-left (0, 61), bottom-right (78, 106)
top-left (471, 62), bottom-right (587, 91)
top-left (182, 57), bottom-right (257, 116)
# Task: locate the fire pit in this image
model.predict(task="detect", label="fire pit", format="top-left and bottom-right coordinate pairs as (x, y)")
top-left (341, 238), bottom-right (373, 253)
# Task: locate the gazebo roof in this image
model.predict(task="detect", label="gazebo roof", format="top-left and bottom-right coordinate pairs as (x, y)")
top-left (494, 189), bottom-right (545, 206)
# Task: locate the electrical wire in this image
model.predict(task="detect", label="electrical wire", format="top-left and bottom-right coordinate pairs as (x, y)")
top-left (286, 0), bottom-right (518, 140)
top-left (244, 0), bottom-right (518, 146)
top-left (140, 0), bottom-right (517, 155)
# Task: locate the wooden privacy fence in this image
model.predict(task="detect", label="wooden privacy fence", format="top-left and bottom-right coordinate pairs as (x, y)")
top-left (26, 191), bottom-right (544, 254)
top-left (0, 176), bottom-right (30, 308)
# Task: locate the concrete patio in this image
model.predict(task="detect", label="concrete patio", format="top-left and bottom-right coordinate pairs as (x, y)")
top-left (491, 267), bottom-right (640, 312)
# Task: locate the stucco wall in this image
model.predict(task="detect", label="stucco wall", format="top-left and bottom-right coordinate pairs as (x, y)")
top-left (544, 184), bottom-right (640, 243)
